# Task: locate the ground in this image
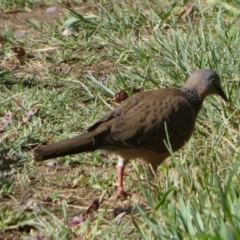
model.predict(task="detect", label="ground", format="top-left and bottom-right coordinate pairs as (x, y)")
top-left (0, 1), bottom-right (239, 240)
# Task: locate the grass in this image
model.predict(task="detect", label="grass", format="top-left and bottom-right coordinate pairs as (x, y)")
top-left (0, 0), bottom-right (240, 239)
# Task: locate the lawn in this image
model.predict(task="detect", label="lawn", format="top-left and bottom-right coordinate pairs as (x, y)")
top-left (0, 0), bottom-right (240, 239)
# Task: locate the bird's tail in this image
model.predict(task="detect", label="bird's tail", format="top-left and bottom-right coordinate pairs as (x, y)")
top-left (34, 131), bottom-right (101, 161)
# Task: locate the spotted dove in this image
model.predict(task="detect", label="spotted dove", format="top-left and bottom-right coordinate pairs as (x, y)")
top-left (34, 69), bottom-right (227, 196)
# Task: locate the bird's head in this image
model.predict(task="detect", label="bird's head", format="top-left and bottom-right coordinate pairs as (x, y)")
top-left (183, 69), bottom-right (227, 101)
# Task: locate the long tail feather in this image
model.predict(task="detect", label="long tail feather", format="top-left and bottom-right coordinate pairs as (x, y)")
top-left (34, 132), bottom-right (99, 161)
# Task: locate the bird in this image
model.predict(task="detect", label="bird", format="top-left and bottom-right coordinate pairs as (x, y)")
top-left (34, 69), bottom-right (227, 196)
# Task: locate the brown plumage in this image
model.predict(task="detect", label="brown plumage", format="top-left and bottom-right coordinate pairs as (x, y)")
top-left (34, 69), bottom-right (227, 196)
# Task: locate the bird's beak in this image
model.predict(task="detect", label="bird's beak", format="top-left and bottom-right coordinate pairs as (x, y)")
top-left (214, 83), bottom-right (228, 102)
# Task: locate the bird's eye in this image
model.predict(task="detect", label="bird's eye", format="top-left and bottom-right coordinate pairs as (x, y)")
top-left (211, 78), bottom-right (216, 84)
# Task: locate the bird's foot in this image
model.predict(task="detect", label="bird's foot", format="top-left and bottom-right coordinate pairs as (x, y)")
top-left (116, 157), bottom-right (130, 199)
top-left (116, 189), bottom-right (129, 199)
top-left (116, 185), bottom-right (130, 199)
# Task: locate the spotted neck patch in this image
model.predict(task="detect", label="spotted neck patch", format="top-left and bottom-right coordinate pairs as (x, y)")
top-left (179, 88), bottom-right (202, 114)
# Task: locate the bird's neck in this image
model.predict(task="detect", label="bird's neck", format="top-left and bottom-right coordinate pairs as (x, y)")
top-left (179, 88), bottom-right (202, 114)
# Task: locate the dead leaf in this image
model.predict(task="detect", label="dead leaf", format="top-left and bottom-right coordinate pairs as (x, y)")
top-left (11, 47), bottom-right (26, 57)
top-left (177, 3), bottom-right (196, 19)
top-left (114, 89), bottom-right (128, 103)
top-left (46, 161), bottom-right (57, 167)
top-left (12, 46), bottom-right (35, 59)
top-left (62, 28), bottom-right (72, 36)
top-left (14, 99), bottom-right (23, 107)
top-left (14, 29), bottom-right (27, 38)
top-left (68, 199), bottom-right (100, 227)
top-left (46, 6), bottom-right (57, 13)
top-left (0, 112), bottom-right (12, 132)
top-left (22, 104), bottom-right (41, 123)
top-left (114, 212), bottom-right (126, 222)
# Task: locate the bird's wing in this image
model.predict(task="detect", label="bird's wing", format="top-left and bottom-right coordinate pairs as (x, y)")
top-left (89, 89), bottom-right (196, 150)
top-left (87, 91), bottom-right (146, 132)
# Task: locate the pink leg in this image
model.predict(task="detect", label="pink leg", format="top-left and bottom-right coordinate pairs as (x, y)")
top-left (117, 157), bottom-right (129, 196)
